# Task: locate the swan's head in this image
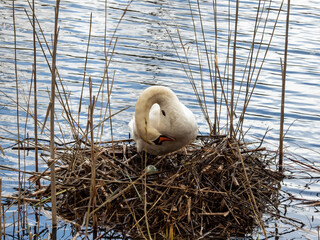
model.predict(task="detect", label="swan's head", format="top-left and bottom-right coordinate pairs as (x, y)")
top-left (139, 118), bottom-right (175, 146)
top-left (134, 86), bottom-right (177, 147)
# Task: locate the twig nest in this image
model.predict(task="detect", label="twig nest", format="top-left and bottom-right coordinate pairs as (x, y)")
top-left (32, 135), bottom-right (284, 238)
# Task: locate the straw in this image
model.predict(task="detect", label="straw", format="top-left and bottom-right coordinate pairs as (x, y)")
top-left (22, 134), bottom-right (283, 238)
top-left (50, 0), bottom-right (61, 229)
top-left (279, 0), bottom-right (291, 172)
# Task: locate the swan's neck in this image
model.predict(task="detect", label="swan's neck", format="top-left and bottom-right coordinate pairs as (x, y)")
top-left (135, 86), bottom-right (177, 143)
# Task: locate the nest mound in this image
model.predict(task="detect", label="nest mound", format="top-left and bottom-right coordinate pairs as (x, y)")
top-left (35, 135), bottom-right (283, 238)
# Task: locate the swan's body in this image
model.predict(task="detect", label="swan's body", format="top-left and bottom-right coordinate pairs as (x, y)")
top-left (129, 86), bottom-right (197, 155)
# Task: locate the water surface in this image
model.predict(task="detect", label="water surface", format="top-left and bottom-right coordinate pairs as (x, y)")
top-left (1, 0), bottom-right (320, 238)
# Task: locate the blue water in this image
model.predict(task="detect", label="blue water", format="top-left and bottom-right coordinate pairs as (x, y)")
top-left (1, 0), bottom-right (320, 239)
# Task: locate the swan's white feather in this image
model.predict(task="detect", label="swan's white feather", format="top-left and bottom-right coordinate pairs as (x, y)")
top-left (129, 86), bottom-right (197, 155)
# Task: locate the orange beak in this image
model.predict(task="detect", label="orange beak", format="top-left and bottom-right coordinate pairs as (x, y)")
top-left (153, 135), bottom-right (175, 145)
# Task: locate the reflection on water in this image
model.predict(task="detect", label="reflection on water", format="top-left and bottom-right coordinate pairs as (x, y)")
top-left (1, 0), bottom-right (320, 238)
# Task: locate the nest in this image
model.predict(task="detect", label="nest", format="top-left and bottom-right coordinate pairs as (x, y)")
top-left (32, 135), bottom-right (283, 238)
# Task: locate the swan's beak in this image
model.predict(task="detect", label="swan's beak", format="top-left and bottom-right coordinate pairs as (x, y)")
top-left (152, 135), bottom-right (175, 145)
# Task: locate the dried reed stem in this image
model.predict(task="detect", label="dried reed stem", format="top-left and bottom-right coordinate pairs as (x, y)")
top-left (85, 76), bottom-right (98, 237)
top-left (213, 0), bottom-right (218, 134)
top-left (144, 153), bottom-right (152, 240)
top-left (12, 0), bottom-right (22, 235)
top-left (25, 1), bottom-right (80, 142)
top-left (107, 71), bottom-right (115, 158)
top-left (78, 12), bottom-right (92, 125)
top-left (236, 143), bottom-right (268, 239)
top-left (187, 0), bottom-right (210, 131)
top-left (235, 0), bottom-right (284, 135)
top-left (143, 124), bottom-right (152, 239)
top-left (168, 26), bottom-right (212, 129)
top-left (98, 1), bottom-right (132, 150)
top-left (234, 0), bottom-right (264, 135)
top-left (32, 0), bottom-right (40, 188)
top-left (1, 206), bottom-right (4, 239)
top-left (279, 0), bottom-right (290, 172)
top-left (50, 0), bottom-right (60, 229)
top-left (230, 0), bottom-right (239, 138)
top-left (197, 0), bottom-right (213, 132)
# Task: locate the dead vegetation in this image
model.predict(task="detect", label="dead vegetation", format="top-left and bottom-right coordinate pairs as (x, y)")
top-left (26, 135), bottom-right (283, 238)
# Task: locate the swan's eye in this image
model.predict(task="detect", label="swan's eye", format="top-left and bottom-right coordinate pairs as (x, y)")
top-left (161, 110), bottom-right (166, 116)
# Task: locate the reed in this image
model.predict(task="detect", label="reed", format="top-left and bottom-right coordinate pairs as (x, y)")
top-left (78, 12), bottom-right (92, 129)
top-left (12, 0), bottom-right (22, 236)
top-left (172, 0), bottom-right (279, 141)
top-left (50, 0), bottom-right (61, 230)
top-left (279, 0), bottom-right (291, 172)
top-left (84, 76), bottom-right (98, 238)
top-left (144, 146), bottom-right (152, 240)
top-left (236, 0), bottom-right (284, 137)
top-left (230, 0), bottom-right (239, 139)
top-left (32, 0), bottom-right (40, 189)
top-left (213, 0), bottom-right (218, 134)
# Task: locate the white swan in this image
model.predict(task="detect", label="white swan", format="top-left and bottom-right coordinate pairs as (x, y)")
top-left (129, 86), bottom-right (198, 155)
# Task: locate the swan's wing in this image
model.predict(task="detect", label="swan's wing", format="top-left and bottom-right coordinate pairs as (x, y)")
top-left (129, 115), bottom-right (145, 152)
top-left (128, 115), bottom-right (135, 135)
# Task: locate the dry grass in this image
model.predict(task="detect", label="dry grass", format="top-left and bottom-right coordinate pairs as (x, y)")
top-left (21, 134), bottom-right (283, 239)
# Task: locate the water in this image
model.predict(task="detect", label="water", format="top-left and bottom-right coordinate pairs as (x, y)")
top-left (1, 0), bottom-right (320, 238)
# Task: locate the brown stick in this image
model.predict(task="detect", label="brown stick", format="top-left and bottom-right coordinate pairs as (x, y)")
top-left (230, 0), bottom-right (239, 138)
top-left (90, 77), bottom-right (98, 235)
top-left (236, 143), bottom-right (268, 239)
top-left (213, 0), bottom-right (218, 134)
top-left (12, 0), bottom-right (22, 234)
top-left (279, 0), bottom-right (290, 172)
top-left (50, 0), bottom-right (60, 230)
top-left (78, 12), bottom-right (92, 125)
top-left (2, 195), bottom-right (40, 203)
top-left (32, 0), bottom-right (40, 188)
